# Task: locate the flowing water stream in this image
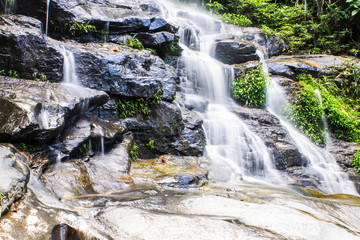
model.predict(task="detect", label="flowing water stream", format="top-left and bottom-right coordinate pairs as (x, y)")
top-left (158, 1), bottom-right (284, 186)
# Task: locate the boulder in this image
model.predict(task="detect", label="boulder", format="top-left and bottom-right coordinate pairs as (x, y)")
top-left (0, 15), bottom-right (63, 81)
top-left (214, 40), bottom-right (258, 65)
top-left (136, 31), bottom-right (175, 47)
top-left (0, 144), bottom-right (30, 216)
top-left (57, 115), bottom-right (126, 161)
top-left (0, 77), bottom-right (109, 142)
top-left (61, 41), bottom-right (177, 101)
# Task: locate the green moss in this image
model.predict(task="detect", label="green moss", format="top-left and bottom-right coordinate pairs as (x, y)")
top-left (232, 66), bottom-right (269, 108)
top-left (353, 150), bottom-right (360, 173)
top-left (130, 144), bottom-right (139, 162)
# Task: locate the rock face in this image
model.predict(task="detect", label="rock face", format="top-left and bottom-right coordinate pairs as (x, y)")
top-left (0, 77), bottom-right (109, 142)
top-left (0, 144), bottom-right (29, 216)
top-left (0, 15), bottom-right (63, 81)
top-left (214, 40), bottom-right (259, 64)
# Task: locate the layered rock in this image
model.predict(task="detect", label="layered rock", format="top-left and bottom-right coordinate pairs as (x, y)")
top-left (0, 77), bottom-right (109, 142)
top-left (214, 40), bottom-right (259, 64)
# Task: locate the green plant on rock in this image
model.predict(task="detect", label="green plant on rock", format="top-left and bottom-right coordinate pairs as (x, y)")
top-left (65, 21), bottom-right (96, 37)
top-left (281, 76), bottom-right (326, 145)
top-left (116, 89), bottom-right (162, 118)
top-left (124, 34), bottom-right (144, 50)
top-left (129, 143), bottom-right (139, 161)
top-left (32, 72), bottom-right (48, 82)
top-left (0, 69), bottom-right (20, 78)
top-left (146, 138), bottom-right (155, 150)
top-left (352, 150), bottom-right (360, 172)
top-left (17, 142), bottom-right (36, 152)
top-left (79, 142), bottom-right (90, 154)
top-left (232, 66), bottom-right (269, 108)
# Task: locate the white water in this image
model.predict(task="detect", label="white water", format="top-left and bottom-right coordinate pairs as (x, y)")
top-left (264, 57), bottom-right (358, 195)
top-left (159, 1), bottom-right (283, 185)
top-left (61, 47), bottom-right (80, 85)
top-left (3, 0), bottom-right (16, 14)
top-left (45, 0), bottom-right (50, 36)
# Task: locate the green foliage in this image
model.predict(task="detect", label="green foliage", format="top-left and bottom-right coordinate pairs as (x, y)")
top-left (116, 89), bottom-right (162, 118)
top-left (17, 142), bottom-right (37, 152)
top-left (352, 150), bottom-right (360, 172)
top-left (129, 143), bottom-right (139, 161)
top-left (0, 69), bottom-right (20, 78)
top-left (79, 142), bottom-right (90, 154)
top-left (232, 66), bottom-right (269, 107)
top-left (335, 59), bottom-right (360, 106)
top-left (146, 138), bottom-right (155, 150)
top-left (155, 38), bottom-right (183, 59)
top-left (204, 0), bottom-right (360, 55)
top-left (65, 21), bottom-right (96, 37)
top-left (32, 72), bottom-right (48, 82)
top-left (283, 73), bottom-right (360, 143)
top-left (125, 34), bottom-right (144, 50)
top-left (281, 77), bottom-right (326, 145)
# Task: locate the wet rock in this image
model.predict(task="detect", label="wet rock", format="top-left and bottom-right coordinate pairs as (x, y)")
top-left (266, 37), bottom-right (287, 57)
top-left (266, 55), bottom-right (338, 79)
top-left (214, 40), bottom-right (259, 65)
top-left (66, 42), bottom-right (177, 101)
top-left (0, 15), bottom-right (62, 81)
top-left (233, 105), bottom-right (307, 169)
top-left (51, 223), bottom-right (85, 240)
top-left (58, 115), bottom-right (125, 161)
top-left (131, 155), bottom-right (209, 188)
top-left (44, 133), bottom-right (133, 197)
top-left (0, 77), bottom-right (109, 143)
top-left (136, 31), bottom-right (175, 47)
top-left (0, 144), bottom-right (30, 216)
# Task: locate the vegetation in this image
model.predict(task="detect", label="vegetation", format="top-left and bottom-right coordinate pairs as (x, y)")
top-left (129, 143), bottom-right (139, 161)
top-left (353, 150), bottom-right (360, 172)
top-left (232, 66), bottom-right (269, 107)
top-left (123, 34), bottom-right (144, 50)
top-left (282, 72), bottom-right (360, 144)
top-left (64, 21), bottom-right (96, 37)
top-left (0, 69), bottom-right (20, 78)
top-left (17, 142), bottom-right (37, 152)
top-left (147, 138), bottom-right (155, 150)
top-left (116, 89), bottom-right (162, 118)
top-left (155, 38), bottom-right (183, 59)
top-left (205, 0), bottom-right (360, 56)
top-left (32, 72), bottom-right (48, 82)
top-left (79, 142), bottom-right (90, 154)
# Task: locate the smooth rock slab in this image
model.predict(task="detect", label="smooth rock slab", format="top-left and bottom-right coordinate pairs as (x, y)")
top-left (0, 77), bottom-right (109, 142)
top-left (0, 144), bottom-right (29, 216)
top-left (214, 40), bottom-right (259, 65)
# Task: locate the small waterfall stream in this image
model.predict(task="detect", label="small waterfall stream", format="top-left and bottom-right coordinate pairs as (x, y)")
top-left (159, 2), bottom-right (283, 185)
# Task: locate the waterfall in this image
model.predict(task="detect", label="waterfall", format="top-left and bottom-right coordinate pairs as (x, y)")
top-left (159, 1), bottom-right (283, 185)
top-left (262, 53), bottom-right (358, 195)
top-left (3, 0), bottom-right (16, 14)
top-left (45, 0), bottom-right (50, 36)
top-left (61, 47), bottom-right (80, 85)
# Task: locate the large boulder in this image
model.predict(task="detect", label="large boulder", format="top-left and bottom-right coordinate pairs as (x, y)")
top-left (213, 40), bottom-right (259, 65)
top-left (0, 144), bottom-right (30, 216)
top-left (0, 15), bottom-right (63, 81)
top-left (0, 77), bottom-right (109, 142)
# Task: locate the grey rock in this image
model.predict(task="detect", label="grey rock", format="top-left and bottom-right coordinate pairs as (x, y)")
top-left (0, 77), bottom-right (109, 142)
top-left (0, 144), bottom-right (30, 216)
top-left (214, 40), bottom-right (259, 65)
top-left (137, 31), bottom-right (175, 47)
top-left (0, 15), bottom-right (63, 81)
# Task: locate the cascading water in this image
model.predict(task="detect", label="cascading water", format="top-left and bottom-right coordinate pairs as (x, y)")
top-left (61, 47), bottom-right (80, 85)
top-left (159, 2), bottom-right (283, 185)
top-left (45, 0), bottom-right (50, 36)
top-left (263, 53), bottom-right (358, 195)
top-left (3, 0), bottom-right (16, 14)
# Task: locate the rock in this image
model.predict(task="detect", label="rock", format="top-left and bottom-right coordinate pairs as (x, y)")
top-left (233, 105), bottom-right (307, 169)
top-left (64, 42), bottom-right (177, 101)
top-left (136, 31), bottom-right (175, 47)
top-left (214, 40), bottom-right (259, 65)
top-left (131, 155), bottom-right (209, 188)
top-left (57, 115), bottom-right (126, 161)
top-left (44, 133), bottom-right (134, 197)
top-left (0, 15), bottom-right (63, 81)
top-left (0, 77), bottom-right (109, 142)
top-left (266, 37), bottom-right (287, 57)
top-left (51, 223), bottom-right (86, 240)
top-left (266, 55), bottom-right (341, 79)
top-left (0, 144), bottom-right (30, 216)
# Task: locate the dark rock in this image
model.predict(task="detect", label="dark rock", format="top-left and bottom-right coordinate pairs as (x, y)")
top-left (233, 105), bottom-right (307, 169)
top-left (0, 77), bottom-right (109, 143)
top-left (136, 32), bottom-right (175, 47)
top-left (266, 37), bottom-right (287, 57)
top-left (58, 115), bottom-right (126, 161)
top-left (0, 144), bottom-right (30, 216)
top-left (214, 40), bottom-right (259, 65)
top-left (0, 15), bottom-right (63, 81)
top-left (51, 223), bottom-right (84, 240)
top-left (66, 42), bottom-right (177, 101)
